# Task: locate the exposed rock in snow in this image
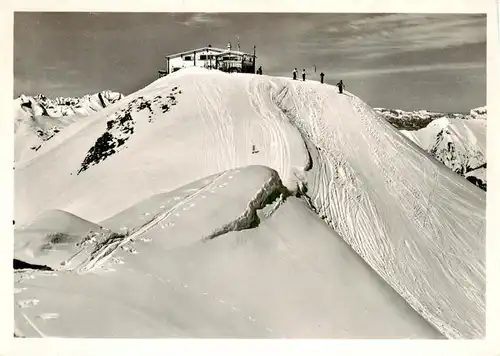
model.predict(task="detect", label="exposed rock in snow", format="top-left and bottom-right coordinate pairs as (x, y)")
top-left (465, 164), bottom-right (486, 190)
top-left (77, 89), bottom-right (179, 174)
top-left (14, 68), bottom-right (484, 339)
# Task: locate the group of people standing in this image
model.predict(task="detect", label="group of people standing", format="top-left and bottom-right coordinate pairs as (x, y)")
top-left (292, 68), bottom-right (308, 81)
top-left (254, 66), bottom-right (345, 94)
top-left (292, 68), bottom-right (345, 93)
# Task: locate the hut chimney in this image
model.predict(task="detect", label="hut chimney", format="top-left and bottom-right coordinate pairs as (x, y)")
top-left (227, 42), bottom-right (232, 51)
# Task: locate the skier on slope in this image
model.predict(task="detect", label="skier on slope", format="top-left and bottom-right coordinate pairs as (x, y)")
top-left (293, 68), bottom-right (298, 80)
top-left (336, 80), bottom-right (345, 94)
top-left (320, 72), bottom-right (325, 84)
top-left (302, 69), bottom-right (306, 81)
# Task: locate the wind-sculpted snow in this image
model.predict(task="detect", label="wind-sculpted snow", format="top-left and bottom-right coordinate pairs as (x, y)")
top-left (15, 68), bottom-right (484, 338)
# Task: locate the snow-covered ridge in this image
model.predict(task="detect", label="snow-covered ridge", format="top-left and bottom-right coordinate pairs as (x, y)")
top-left (15, 166), bottom-right (443, 338)
top-left (375, 106), bottom-right (487, 191)
top-left (375, 106), bottom-right (487, 131)
top-left (14, 90), bottom-right (124, 164)
top-left (15, 91), bottom-right (124, 120)
top-left (469, 106), bottom-right (487, 120)
top-left (399, 117), bottom-right (486, 191)
top-left (14, 68), bottom-right (484, 339)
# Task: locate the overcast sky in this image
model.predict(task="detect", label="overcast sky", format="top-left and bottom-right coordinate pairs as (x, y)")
top-left (14, 12), bottom-right (486, 112)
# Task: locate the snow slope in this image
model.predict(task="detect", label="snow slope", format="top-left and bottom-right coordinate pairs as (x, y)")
top-left (401, 117), bottom-right (486, 189)
top-left (14, 209), bottom-right (106, 271)
top-left (14, 166), bottom-right (443, 338)
top-left (14, 68), bottom-right (485, 338)
top-left (14, 91), bottom-right (123, 163)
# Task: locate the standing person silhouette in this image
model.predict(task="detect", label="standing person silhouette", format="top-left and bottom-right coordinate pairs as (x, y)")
top-left (320, 72), bottom-right (325, 84)
top-left (293, 68), bottom-right (298, 80)
top-left (336, 80), bottom-right (345, 94)
top-left (302, 69), bottom-right (306, 81)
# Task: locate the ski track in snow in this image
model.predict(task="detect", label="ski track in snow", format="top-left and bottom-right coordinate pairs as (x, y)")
top-left (14, 71), bottom-right (484, 338)
top-left (76, 170), bottom-right (231, 273)
top-left (20, 311), bottom-right (48, 337)
top-left (196, 80), bottom-right (235, 170)
top-left (248, 79), bottom-right (290, 180)
top-left (13, 167), bottom-right (278, 338)
top-left (272, 80), bottom-right (483, 338)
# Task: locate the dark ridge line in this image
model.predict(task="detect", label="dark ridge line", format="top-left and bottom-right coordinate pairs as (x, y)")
top-left (14, 259), bottom-right (53, 271)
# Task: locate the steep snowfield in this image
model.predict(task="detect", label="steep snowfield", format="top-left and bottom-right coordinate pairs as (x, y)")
top-left (14, 91), bottom-right (123, 163)
top-left (401, 117), bottom-right (486, 189)
top-left (14, 68), bottom-right (485, 338)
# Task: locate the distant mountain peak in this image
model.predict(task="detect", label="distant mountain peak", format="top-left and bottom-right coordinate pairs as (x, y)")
top-left (14, 90), bottom-right (125, 163)
top-left (374, 106), bottom-right (486, 131)
top-left (384, 107), bottom-right (488, 191)
top-left (17, 90), bottom-right (124, 117)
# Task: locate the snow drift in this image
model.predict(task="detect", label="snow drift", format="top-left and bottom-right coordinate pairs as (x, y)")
top-left (14, 68), bottom-right (485, 339)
